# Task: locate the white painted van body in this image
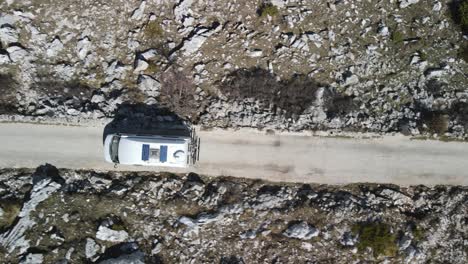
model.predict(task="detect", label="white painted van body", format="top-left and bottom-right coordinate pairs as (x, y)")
top-left (104, 134), bottom-right (191, 168)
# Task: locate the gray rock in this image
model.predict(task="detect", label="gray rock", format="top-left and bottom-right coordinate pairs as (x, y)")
top-left (96, 226), bottom-right (129, 242)
top-left (98, 250), bottom-right (145, 264)
top-left (20, 253), bottom-right (43, 264)
top-left (247, 49), bottom-right (263, 57)
top-left (0, 25), bottom-right (19, 45)
top-left (85, 238), bottom-right (100, 259)
top-left (137, 75), bottom-right (161, 97)
top-left (6, 45), bottom-right (28, 62)
top-left (76, 36), bottom-right (91, 60)
top-left (174, 0), bottom-right (194, 23)
top-left (399, 0), bottom-right (420, 8)
top-left (0, 172), bottom-right (62, 255)
top-left (46, 37), bottom-right (64, 57)
top-left (181, 25), bottom-right (221, 56)
top-left (343, 74), bottom-right (359, 86)
top-left (133, 59), bottom-right (149, 72)
top-left (0, 53), bottom-right (10, 64)
top-left (283, 221), bottom-right (320, 240)
top-left (131, 0), bottom-right (146, 20)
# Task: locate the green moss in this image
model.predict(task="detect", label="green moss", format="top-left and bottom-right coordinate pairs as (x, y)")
top-left (391, 31), bottom-right (404, 44)
top-left (257, 3), bottom-right (279, 18)
top-left (352, 222), bottom-right (398, 257)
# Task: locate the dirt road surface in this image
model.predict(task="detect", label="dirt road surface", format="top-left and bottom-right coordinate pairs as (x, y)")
top-left (0, 122), bottom-right (466, 185)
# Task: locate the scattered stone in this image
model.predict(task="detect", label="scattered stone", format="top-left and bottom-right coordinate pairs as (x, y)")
top-left (137, 74), bottom-right (161, 97)
top-left (399, 0), bottom-right (419, 8)
top-left (85, 238), bottom-right (100, 260)
top-left (96, 226), bottom-right (129, 243)
top-left (76, 36), bottom-right (91, 60)
top-left (131, 0), bottom-right (146, 20)
top-left (283, 221), bottom-right (320, 240)
top-left (0, 25), bottom-right (19, 45)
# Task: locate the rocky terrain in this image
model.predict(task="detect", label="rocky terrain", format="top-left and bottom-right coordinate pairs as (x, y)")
top-left (0, 164), bottom-right (466, 263)
top-left (0, 0), bottom-right (467, 138)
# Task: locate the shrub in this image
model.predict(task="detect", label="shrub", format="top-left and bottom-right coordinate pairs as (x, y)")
top-left (219, 68), bottom-right (320, 118)
top-left (352, 222), bottom-right (398, 257)
top-left (323, 91), bottom-right (358, 119)
top-left (422, 112), bottom-right (449, 135)
top-left (459, 44), bottom-right (468, 62)
top-left (144, 20), bottom-right (164, 40)
top-left (257, 3), bottom-right (279, 17)
top-left (0, 199), bottom-right (22, 231)
top-left (0, 73), bottom-right (18, 114)
top-left (391, 31), bottom-right (404, 44)
top-left (459, 0), bottom-right (468, 32)
top-left (159, 68), bottom-right (199, 122)
top-left (450, 0), bottom-right (468, 34)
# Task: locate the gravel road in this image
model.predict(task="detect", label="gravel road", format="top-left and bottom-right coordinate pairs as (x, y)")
top-left (0, 122), bottom-right (466, 185)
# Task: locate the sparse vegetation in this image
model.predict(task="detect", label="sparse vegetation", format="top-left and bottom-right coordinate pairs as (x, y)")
top-left (459, 44), bottom-right (468, 62)
top-left (257, 3), bottom-right (279, 17)
top-left (352, 222), bottom-right (398, 257)
top-left (0, 199), bottom-right (22, 232)
top-left (144, 20), bottom-right (164, 40)
top-left (391, 31), bottom-right (405, 44)
top-left (412, 225), bottom-right (425, 242)
top-left (459, 0), bottom-right (468, 32)
top-left (219, 68), bottom-right (321, 118)
top-left (159, 68), bottom-right (200, 122)
top-left (0, 73), bottom-right (18, 114)
top-left (422, 112), bottom-right (449, 135)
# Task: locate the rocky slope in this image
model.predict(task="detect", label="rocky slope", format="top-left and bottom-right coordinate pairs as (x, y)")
top-left (0, 165), bottom-right (466, 263)
top-left (0, 0), bottom-right (467, 138)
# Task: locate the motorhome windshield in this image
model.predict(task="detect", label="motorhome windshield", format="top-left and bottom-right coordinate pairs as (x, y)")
top-left (110, 135), bottom-right (120, 163)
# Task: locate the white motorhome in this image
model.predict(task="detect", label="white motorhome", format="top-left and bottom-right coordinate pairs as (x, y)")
top-left (104, 132), bottom-right (199, 168)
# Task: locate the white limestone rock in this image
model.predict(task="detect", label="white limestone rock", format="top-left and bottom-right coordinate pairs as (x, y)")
top-left (137, 74), bottom-right (161, 97)
top-left (131, 0), bottom-right (146, 20)
top-left (46, 37), bottom-right (64, 57)
top-left (85, 238), bottom-right (100, 260)
top-left (6, 45), bottom-right (28, 62)
top-left (96, 226), bottom-right (129, 242)
top-left (399, 0), bottom-right (420, 8)
top-left (0, 25), bottom-right (19, 45)
top-left (76, 36), bottom-right (91, 60)
top-left (283, 222), bottom-right (320, 240)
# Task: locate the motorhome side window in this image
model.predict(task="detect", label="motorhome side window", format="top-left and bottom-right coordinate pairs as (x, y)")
top-left (110, 136), bottom-right (120, 163)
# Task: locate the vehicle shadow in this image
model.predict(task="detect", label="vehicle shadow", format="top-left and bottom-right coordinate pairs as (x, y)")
top-left (102, 103), bottom-right (192, 144)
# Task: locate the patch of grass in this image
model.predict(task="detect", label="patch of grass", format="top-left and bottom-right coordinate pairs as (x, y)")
top-left (419, 50), bottom-right (428, 61)
top-left (0, 73), bottom-right (18, 114)
top-left (391, 31), bottom-right (405, 44)
top-left (219, 68), bottom-right (322, 119)
top-left (257, 3), bottom-right (279, 18)
top-left (0, 199), bottom-right (22, 231)
top-left (422, 112), bottom-right (449, 135)
top-left (145, 62), bottom-right (159, 74)
top-left (412, 226), bottom-right (425, 242)
top-left (460, 0), bottom-right (468, 32)
top-left (144, 21), bottom-right (164, 40)
top-left (110, 223), bottom-right (126, 231)
top-left (459, 44), bottom-right (468, 62)
top-left (352, 222), bottom-right (398, 257)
